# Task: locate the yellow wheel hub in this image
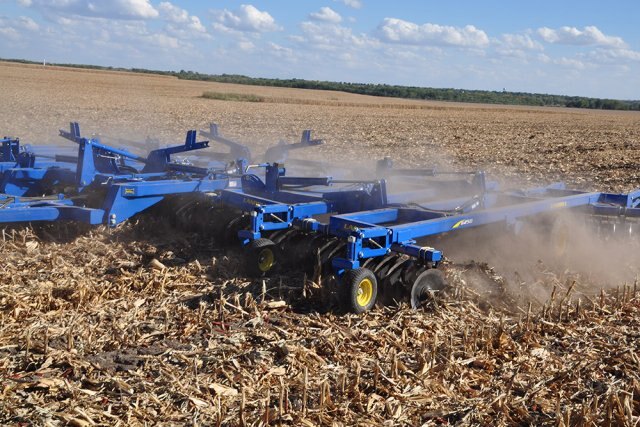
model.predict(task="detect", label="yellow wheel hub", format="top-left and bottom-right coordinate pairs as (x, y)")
top-left (356, 278), bottom-right (373, 307)
top-left (257, 248), bottom-right (275, 272)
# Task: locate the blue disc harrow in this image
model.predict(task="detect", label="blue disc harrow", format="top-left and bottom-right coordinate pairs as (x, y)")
top-left (218, 159), bottom-right (640, 313)
top-left (2, 122), bottom-right (638, 314)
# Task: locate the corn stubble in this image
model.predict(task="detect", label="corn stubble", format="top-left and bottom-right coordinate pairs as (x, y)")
top-left (0, 219), bottom-right (637, 426)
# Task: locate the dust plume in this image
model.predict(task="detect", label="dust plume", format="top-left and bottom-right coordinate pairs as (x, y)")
top-left (434, 203), bottom-right (639, 308)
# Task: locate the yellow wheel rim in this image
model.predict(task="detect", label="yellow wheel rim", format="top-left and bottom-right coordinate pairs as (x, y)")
top-left (257, 247), bottom-right (275, 272)
top-left (356, 278), bottom-right (373, 307)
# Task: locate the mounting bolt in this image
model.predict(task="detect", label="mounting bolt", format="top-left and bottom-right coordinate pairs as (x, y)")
top-left (251, 211), bottom-right (257, 217)
top-left (359, 232), bottom-right (364, 239)
top-left (288, 206), bottom-right (294, 211)
top-left (386, 248), bottom-right (391, 254)
top-left (358, 252), bottom-right (364, 258)
top-left (347, 236), bottom-right (356, 243)
top-left (388, 230), bottom-right (393, 235)
top-left (259, 225), bottom-right (264, 231)
top-left (109, 214), bottom-right (116, 226)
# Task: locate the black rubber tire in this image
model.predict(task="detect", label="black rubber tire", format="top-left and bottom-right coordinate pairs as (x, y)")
top-left (342, 268), bottom-right (378, 314)
top-left (245, 238), bottom-right (277, 277)
top-left (410, 269), bottom-right (447, 309)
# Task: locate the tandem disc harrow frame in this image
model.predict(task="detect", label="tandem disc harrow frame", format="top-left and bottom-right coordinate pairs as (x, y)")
top-left (219, 160), bottom-right (640, 313)
top-left (2, 122), bottom-right (639, 313)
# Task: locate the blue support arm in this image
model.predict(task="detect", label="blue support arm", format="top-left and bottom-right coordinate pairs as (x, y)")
top-left (264, 130), bottom-right (324, 163)
top-left (199, 123), bottom-right (252, 161)
top-left (59, 122), bottom-right (146, 163)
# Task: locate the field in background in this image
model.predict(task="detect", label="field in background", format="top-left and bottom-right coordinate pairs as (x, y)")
top-left (2, 61), bottom-right (639, 192)
top-left (1, 61), bottom-right (640, 425)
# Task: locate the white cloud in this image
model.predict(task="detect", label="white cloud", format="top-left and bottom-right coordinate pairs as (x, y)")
top-left (213, 4), bottom-right (280, 33)
top-left (17, 0), bottom-right (32, 6)
top-left (14, 13), bottom-right (189, 55)
top-left (537, 26), bottom-right (626, 48)
top-left (494, 33), bottom-right (543, 59)
top-left (500, 33), bottom-right (542, 51)
top-left (536, 53), bottom-right (586, 70)
top-left (554, 56), bottom-right (585, 70)
top-left (17, 15), bottom-right (39, 31)
top-left (588, 48), bottom-right (640, 63)
top-left (145, 32), bottom-right (180, 49)
top-left (0, 15), bottom-right (37, 40)
top-left (287, 34), bottom-right (305, 44)
top-left (159, 2), bottom-right (189, 23)
top-left (309, 7), bottom-right (342, 24)
top-left (188, 17), bottom-right (206, 33)
top-left (25, 0), bottom-right (159, 20)
top-left (537, 53), bottom-right (551, 63)
top-left (377, 18), bottom-right (489, 48)
top-left (609, 49), bottom-right (640, 61)
top-left (97, 19), bottom-right (184, 51)
top-left (334, 0), bottom-right (362, 9)
top-left (288, 19), bottom-right (383, 72)
top-left (0, 25), bottom-right (20, 40)
top-left (300, 20), bottom-right (375, 51)
top-left (238, 40), bottom-right (255, 51)
top-left (165, 18), bottom-right (208, 39)
top-left (268, 41), bottom-right (294, 58)
top-left (159, 2), bottom-right (207, 36)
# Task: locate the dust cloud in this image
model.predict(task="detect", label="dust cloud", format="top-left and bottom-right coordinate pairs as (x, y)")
top-left (431, 201), bottom-right (639, 307)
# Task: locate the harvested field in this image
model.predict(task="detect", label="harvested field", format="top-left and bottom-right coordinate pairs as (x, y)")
top-left (1, 62), bottom-right (640, 426)
top-left (2, 61), bottom-right (639, 192)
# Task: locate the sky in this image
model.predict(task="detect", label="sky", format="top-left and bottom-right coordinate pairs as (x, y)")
top-left (1, 0), bottom-right (639, 100)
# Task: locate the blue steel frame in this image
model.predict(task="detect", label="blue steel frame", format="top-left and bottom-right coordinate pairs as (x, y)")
top-left (219, 161), bottom-right (640, 278)
top-left (4, 123), bottom-right (639, 279)
top-left (0, 122), bottom-right (233, 226)
top-left (219, 163), bottom-right (492, 245)
top-left (326, 186), bottom-right (640, 272)
top-left (219, 163), bottom-right (393, 244)
top-left (0, 137), bottom-right (77, 172)
top-left (199, 123), bottom-right (325, 166)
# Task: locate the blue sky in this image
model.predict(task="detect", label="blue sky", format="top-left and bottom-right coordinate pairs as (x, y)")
top-left (1, 0), bottom-right (639, 99)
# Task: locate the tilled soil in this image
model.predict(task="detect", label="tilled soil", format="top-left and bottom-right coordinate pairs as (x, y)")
top-left (2, 61), bottom-right (639, 192)
top-left (1, 222), bottom-right (639, 426)
top-left (1, 62), bottom-right (640, 426)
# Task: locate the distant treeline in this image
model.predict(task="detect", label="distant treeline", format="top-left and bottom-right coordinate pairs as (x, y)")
top-left (176, 71), bottom-right (640, 111)
top-left (3, 57), bottom-right (639, 111)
